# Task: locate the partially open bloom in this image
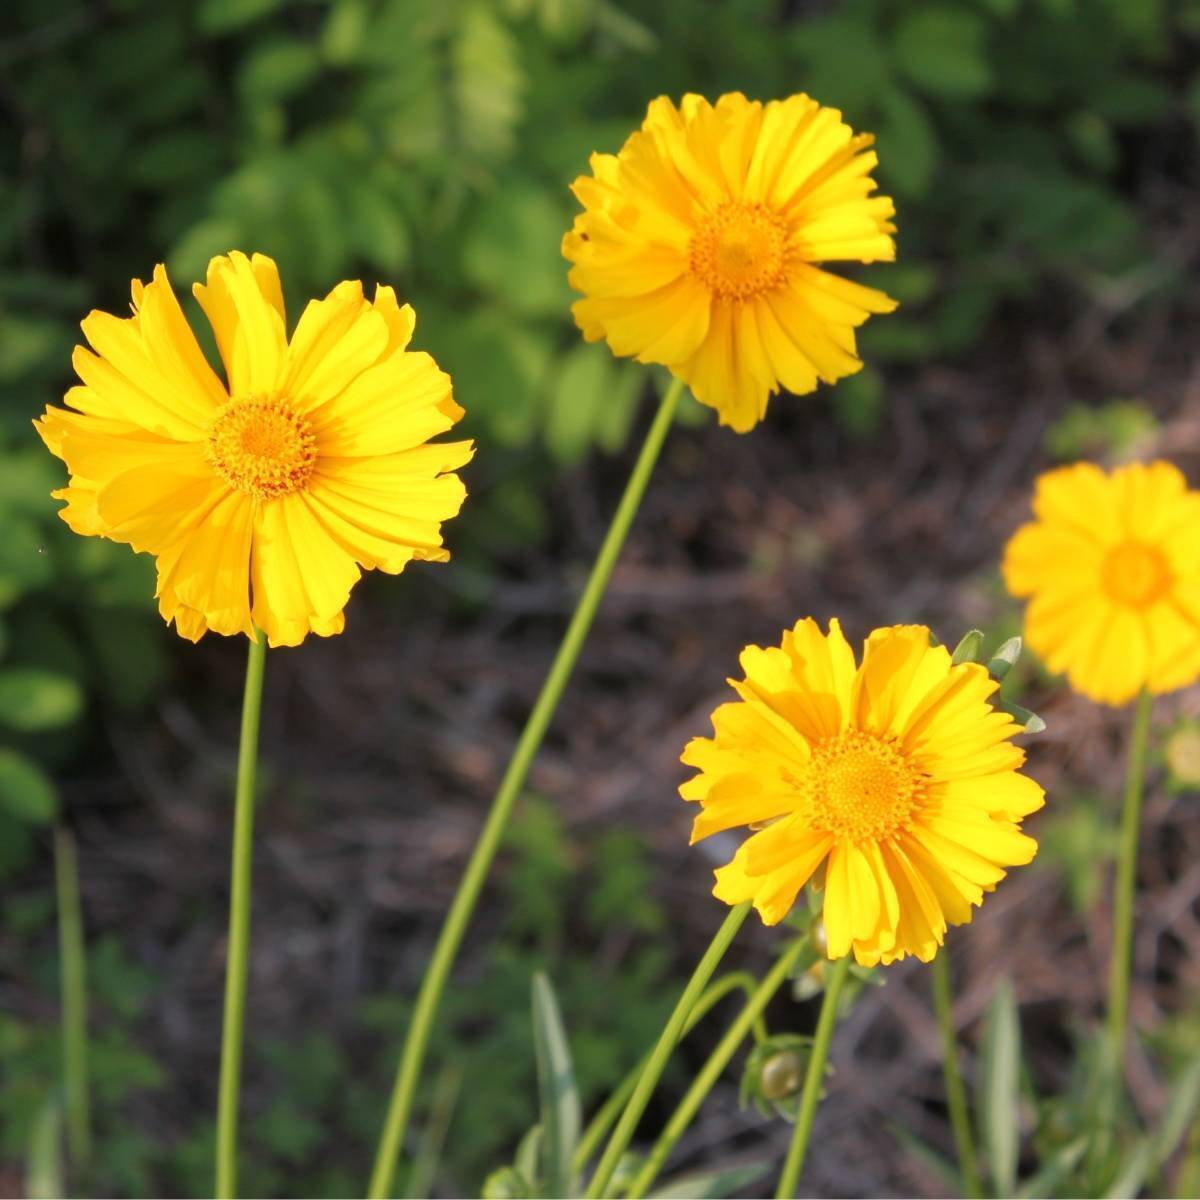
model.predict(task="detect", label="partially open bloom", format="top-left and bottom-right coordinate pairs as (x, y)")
top-left (1002, 460), bottom-right (1200, 706)
top-left (563, 92), bottom-right (896, 433)
top-left (681, 620), bottom-right (1043, 966)
top-left (36, 252), bottom-right (472, 647)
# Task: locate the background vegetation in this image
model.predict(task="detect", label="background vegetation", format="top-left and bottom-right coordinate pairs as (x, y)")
top-left (3, 0), bottom-right (1200, 1195)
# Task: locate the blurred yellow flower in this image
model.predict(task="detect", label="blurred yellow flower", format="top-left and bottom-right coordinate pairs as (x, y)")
top-left (562, 92), bottom-right (896, 433)
top-left (681, 620), bottom-right (1042, 966)
top-left (1003, 460), bottom-right (1200, 706)
top-left (36, 252), bottom-right (472, 647)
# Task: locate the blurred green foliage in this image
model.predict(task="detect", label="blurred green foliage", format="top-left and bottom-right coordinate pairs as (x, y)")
top-left (2, 0), bottom-right (1196, 766)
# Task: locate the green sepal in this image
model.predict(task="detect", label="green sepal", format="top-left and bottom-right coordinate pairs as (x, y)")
top-left (951, 629), bottom-right (985, 664)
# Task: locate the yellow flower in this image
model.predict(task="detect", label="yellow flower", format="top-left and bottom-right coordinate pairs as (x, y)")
top-left (1003, 460), bottom-right (1200, 706)
top-left (36, 252), bottom-right (472, 647)
top-left (562, 92), bottom-right (897, 433)
top-left (681, 620), bottom-right (1043, 966)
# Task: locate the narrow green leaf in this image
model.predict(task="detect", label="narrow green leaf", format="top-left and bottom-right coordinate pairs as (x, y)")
top-left (515, 1125), bottom-right (544, 1192)
top-left (532, 972), bottom-right (581, 1198)
top-left (888, 1121), bottom-right (964, 1193)
top-left (1103, 1137), bottom-right (1154, 1199)
top-left (987, 637), bottom-right (1023, 680)
top-left (979, 978), bottom-right (1020, 1197)
top-left (25, 1097), bottom-right (63, 1200)
top-left (1018, 1136), bottom-right (1087, 1198)
top-left (649, 1159), bottom-right (771, 1199)
top-left (951, 629), bottom-right (986, 665)
top-left (1151, 1058), bottom-right (1200, 1165)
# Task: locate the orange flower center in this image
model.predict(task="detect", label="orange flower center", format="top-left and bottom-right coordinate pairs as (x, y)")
top-left (689, 202), bottom-right (789, 301)
top-left (1100, 540), bottom-right (1171, 609)
top-left (804, 731), bottom-right (924, 842)
top-left (208, 397), bottom-right (317, 500)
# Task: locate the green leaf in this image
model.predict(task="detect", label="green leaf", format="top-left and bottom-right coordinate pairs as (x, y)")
top-left (531, 972), bottom-right (580, 1199)
top-left (1103, 1137), bottom-right (1154, 1200)
top-left (546, 345), bottom-right (642, 465)
top-left (951, 629), bottom-right (986, 665)
top-left (514, 1124), bottom-right (544, 1190)
top-left (0, 750), bottom-right (57, 824)
top-left (461, 182), bottom-right (571, 317)
top-left (482, 1165), bottom-right (535, 1199)
top-left (1151, 1057), bottom-right (1200, 1166)
top-left (979, 978), bottom-right (1021, 1197)
top-left (320, 0), bottom-right (368, 64)
top-left (196, 0), bottom-right (281, 34)
top-left (649, 1160), bottom-right (771, 1198)
top-left (875, 87), bottom-right (940, 198)
top-left (1018, 1136), bottom-right (1087, 1198)
top-left (895, 7), bottom-right (992, 99)
top-left (25, 1097), bottom-right (62, 1200)
top-left (0, 669), bottom-right (83, 733)
top-left (889, 1121), bottom-right (964, 1194)
top-left (238, 40), bottom-right (321, 103)
top-left (0, 514), bottom-right (54, 608)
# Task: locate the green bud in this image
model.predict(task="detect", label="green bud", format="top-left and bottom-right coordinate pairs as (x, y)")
top-left (760, 1049), bottom-right (807, 1100)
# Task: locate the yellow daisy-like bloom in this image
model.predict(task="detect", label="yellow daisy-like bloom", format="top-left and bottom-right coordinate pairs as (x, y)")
top-left (35, 252), bottom-right (472, 647)
top-left (681, 620), bottom-right (1043, 966)
top-left (562, 92), bottom-right (897, 433)
top-left (1003, 460), bottom-right (1200, 706)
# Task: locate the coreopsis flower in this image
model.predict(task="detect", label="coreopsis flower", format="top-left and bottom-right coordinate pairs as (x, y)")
top-left (562, 92), bottom-right (897, 433)
top-left (681, 620), bottom-right (1043, 966)
top-left (36, 252), bottom-right (472, 647)
top-left (1002, 460), bottom-right (1200, 706)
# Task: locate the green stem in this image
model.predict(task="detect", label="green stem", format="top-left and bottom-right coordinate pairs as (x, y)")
top-left (774, 954), bottom-right (852, 1199)
top-left (1106, 689), bottom-right (1152, 1063)
top-left (402, 1064), bottom-right (462, 1200)
top-left (54, 826), bottom-right (90, 1175)
top-left (367, 379), bottom-right (684, 1200)
top-left (930, 951), bottom-right (983, 1200)
top-left (626, 939), bottom-right (807, 1199)
top-left (1176, 1116), bottom-right (1200, 1199)
top-left (573, 970), bottom-right (767, 1176)
top-left (216, 633), bottom-right (268, 1200)
top-left (586, 901), bottom-right (751, 1200)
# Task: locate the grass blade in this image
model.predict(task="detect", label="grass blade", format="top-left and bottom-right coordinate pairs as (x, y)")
top-left (532, 971), bottom-right (581, 1198)
top-left (55, 826), bottom-right (90, 1173)
top-left (649, 1159), bottom-right (771, 1198)
top-left (979, 978), bottom-right (1020, 1197)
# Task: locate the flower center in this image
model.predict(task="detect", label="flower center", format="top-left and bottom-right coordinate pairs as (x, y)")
top-left (802, 731), bottom-right (924, 843)
top-left (207, 397), bottom-right (317, 500)
top-left (689, 202), bottom-right (789, 301)
top-left (1100, 540), bottom-right (1171, 609)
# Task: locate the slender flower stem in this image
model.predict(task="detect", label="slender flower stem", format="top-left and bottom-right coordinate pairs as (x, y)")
top-left (775, 954), bottom-right (852, 1200)
top-left (626, 939), bottom-right (807, 1199)
top-left (54, 826), bottom-right (90, 1174)
top-left (367, 379), bottom-right (684, 1200)
top-left (586, 901), bottom-right (750, 1200)
top-left (1106, 688), bottom-right (1153, 1063)
top-left (573, 970), bottom-right (766, 1176)
top-left (930, 951), bottom-right (983, 1200)
top-left (216, 633), bottom-right (268, 1200)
